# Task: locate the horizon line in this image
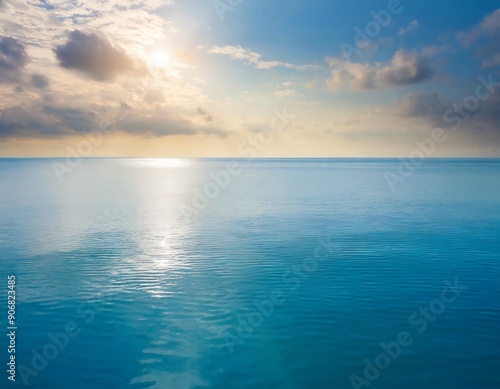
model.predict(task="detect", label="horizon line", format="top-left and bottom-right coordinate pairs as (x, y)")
top-left (1, 157), bottom-right (500, 160)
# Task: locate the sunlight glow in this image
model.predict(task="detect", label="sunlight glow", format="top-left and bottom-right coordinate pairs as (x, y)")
top-left (126, 158), bottom-right (191, 168)
top-left (150, 51), bottom-right (169, 68)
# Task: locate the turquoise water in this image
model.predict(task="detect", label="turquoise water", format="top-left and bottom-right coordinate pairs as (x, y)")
top-left (0, 158), bottom-right (499, 389)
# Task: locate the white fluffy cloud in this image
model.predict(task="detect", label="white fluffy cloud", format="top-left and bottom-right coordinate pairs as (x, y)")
top-left (209, 45), bottom-right (315, 70)
top-left (327, 50), bottom-right (434, 90)
top-left (398, 20), bottom-right (419, 36)
top-left (458, 8), bottom-right (500, 68)
top-left (458, 9), bottom-right (500, 47)
top-left (274, 89), bottom-right (298, 98)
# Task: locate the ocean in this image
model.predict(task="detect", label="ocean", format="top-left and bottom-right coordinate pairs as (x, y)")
top-left (0, 158), bottom-right (499, 389)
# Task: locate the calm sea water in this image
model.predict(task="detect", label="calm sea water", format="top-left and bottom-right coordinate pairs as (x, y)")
top-left (0, 158), bottom-right (499, 389)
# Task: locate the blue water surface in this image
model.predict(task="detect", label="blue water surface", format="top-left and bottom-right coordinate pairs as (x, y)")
top-left (0, 158), bottom-right (499, 389)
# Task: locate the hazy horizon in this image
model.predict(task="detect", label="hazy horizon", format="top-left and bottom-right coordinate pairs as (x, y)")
top-left (2, 156), bottom-right (500, 160)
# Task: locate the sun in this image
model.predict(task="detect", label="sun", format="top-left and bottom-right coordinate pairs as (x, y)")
top-left (150, 51), bottom-right (169, 69)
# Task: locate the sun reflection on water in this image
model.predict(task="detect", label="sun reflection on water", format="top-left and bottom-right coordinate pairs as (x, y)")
top-left (124, 158), bottom-right (191, 168)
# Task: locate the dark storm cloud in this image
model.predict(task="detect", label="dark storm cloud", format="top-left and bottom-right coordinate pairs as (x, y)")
top-left (55, 30), bottom-right (147, 82)
top-left (0, 36), bottom-right (28, 83)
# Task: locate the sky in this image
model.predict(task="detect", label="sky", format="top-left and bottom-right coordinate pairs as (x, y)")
top-left (1, 0), bottom-right (500, 157)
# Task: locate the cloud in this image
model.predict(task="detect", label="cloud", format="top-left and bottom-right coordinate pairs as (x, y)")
top-left (327, 61), bottom-right (375, 89)
top-left (458, 9), bottom-right (500, 68)
top-left (274, 89), bottom-right (298, 98)
top-left (476, 44), bottom-right (500, 69)
top-left (0, 106), bottom-right (51, 138)
top-left (378, 51), bottom-right (434, 85)
top-left (394, 93), bottom-right (445, 119)
top-left (421, 44), bottom-right (453, 57)
top-left (458, 9), bottom-right (500, 47)
top-left (398, 20), bottom-right (419, 36)
top-left (329, 89), bottom-right (500, 151)
top-left (31, 74), bottom-right (49, 89)
top-left (0, 36), bottom-right (28, 83)
top-left (0, 37), bottom-right (51, 89)
top-left (467, 92), bottom-right (500, 135)
top-left (327, 50), bottom-right (434, 90)
top-left (42, 105), bottom-right (98, 133)
top-left (0, 0), bottom-right (10, 11)
top-left (209, 45), bottom-right (315, 70)
top-left (0, 100), bottom-right (230, 140)
top-left (55, 30), bottom-right (147, 82)
top-left (0, 0), bottom-right (222, 146)
top-left (196, 107), bottom-right (213, 122)
top-left (393, 91), bottom-right (500, 145)
top-left (0, 104), bottom-right (98, 138)
top-left (118, 111), bottom-right (228, 138)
